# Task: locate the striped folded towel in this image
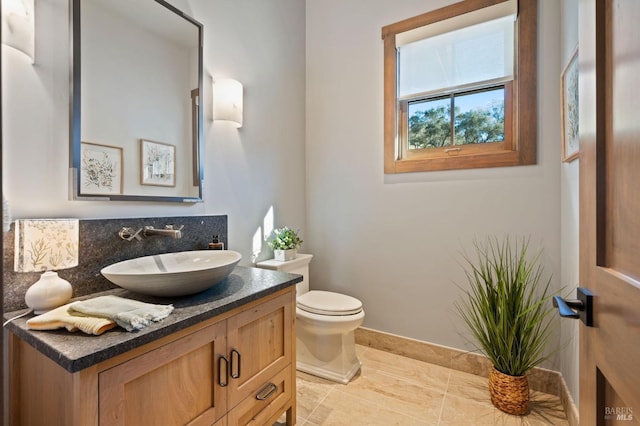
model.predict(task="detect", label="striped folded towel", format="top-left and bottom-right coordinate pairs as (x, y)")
top-left (26, 302), bottom-right (116, 335)
top-left (68, 295), bottom-right (174, 331)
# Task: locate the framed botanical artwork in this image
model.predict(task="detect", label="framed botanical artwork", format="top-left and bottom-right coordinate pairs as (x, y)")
top-left (140, 139), bottom-right (176, 187)
top-left (561, 47), bottom-right (579, 162)
top-left (80, 142), bottom-right (123, 195)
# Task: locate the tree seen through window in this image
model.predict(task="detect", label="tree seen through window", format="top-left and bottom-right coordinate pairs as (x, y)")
top-left (408, 87), bottom-right (505, 150)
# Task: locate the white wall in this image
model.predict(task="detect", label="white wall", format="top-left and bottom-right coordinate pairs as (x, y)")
top-left (560, 0), bottom-right (580, 408)
top-left (305, 0), bottom-right (564, 367)
top-left (1, 0), bottom-right (306, 265)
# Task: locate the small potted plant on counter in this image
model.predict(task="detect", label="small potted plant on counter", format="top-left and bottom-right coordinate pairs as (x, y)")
top-left (268, 227), bottom-right (303, 261)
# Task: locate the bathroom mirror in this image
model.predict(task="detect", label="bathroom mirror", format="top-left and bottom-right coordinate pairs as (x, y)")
top-left (70, 0), bottom-right (203, 202)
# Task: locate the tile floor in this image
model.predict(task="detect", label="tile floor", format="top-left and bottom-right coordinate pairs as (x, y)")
top-left (284, 345), bottom-right (568, 425)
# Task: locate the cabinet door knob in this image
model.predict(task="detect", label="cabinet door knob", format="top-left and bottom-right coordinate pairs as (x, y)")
top-left (218, 355), bottom-right (229, 387)
top-left (255, 382), bottom-right (278, 401)
top-left (230, 348), bottom-right (241, 379)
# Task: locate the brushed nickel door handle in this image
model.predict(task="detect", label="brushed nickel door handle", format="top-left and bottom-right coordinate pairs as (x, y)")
top-left (255, 382), bottom-right (278, 401)
top-left (230, 348), bottom-right (241, 379)
top-left (218, 355), bottom-right (229, 387)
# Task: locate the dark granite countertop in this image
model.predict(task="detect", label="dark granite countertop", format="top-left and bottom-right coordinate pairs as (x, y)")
top-left (4, 266), bottom-right (301, 373)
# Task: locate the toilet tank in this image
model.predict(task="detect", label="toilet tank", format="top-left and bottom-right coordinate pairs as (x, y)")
top-left (255, 253), bottom-right (313, 295)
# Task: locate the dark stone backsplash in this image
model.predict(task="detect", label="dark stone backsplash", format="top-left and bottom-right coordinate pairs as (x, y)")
top-left (3, 215), bottom-right (227, 312)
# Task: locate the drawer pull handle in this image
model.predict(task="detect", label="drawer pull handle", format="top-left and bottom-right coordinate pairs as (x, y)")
top-left (256, 382), bottom-right (278, 401)
top-left (230, 348), bottom-right (241, 379)
top-left (218, 355), bottom-right (229, 387)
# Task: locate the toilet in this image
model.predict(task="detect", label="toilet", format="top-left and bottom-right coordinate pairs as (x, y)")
top-left (256, 254), bottom-right (364, 384)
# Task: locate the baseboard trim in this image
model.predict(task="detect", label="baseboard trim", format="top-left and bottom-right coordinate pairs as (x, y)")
top-left (355, 327), bottom-right (579, 426)
top-left (559, 373), bottom-right (580, 426)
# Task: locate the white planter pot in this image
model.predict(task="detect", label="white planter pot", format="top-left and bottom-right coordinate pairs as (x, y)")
top-left (274, 249), bottom-right (297, 261)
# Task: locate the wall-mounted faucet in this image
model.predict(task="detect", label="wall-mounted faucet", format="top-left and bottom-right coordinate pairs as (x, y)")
top-left (143, 225), bottom-right (184, 239)
top-left (119, 225), bottom-right (184, 241)
top-left (118, 227), bottom-right (143, 241)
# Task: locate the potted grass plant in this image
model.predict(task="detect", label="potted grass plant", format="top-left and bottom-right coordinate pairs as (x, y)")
top-left (455, 236), bottom-right (556, 415)
top-left (268, 227), bottom-right (303, 261)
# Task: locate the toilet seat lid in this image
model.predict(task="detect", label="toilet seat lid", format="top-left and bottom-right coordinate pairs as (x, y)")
top-left (297, 290), bottom-right (363, 316)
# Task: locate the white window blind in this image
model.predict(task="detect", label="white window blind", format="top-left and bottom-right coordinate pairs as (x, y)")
top-left (397, 2), bottom-right (516, 99)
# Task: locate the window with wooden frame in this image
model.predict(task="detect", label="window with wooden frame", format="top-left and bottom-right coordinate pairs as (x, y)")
top-left (382, 0), bottom-right (537, 173)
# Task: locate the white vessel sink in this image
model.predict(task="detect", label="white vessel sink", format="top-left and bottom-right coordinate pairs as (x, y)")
top-left (101, 250), bottom-right (242, 297)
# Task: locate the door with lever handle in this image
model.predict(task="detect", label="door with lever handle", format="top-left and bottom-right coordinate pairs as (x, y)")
top-left (552, 287), bottom-right (593, 327)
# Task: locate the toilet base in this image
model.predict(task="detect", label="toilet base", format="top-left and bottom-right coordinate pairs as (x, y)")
top-left (296, 358), bottom-right (361, 384)
top-left (296, 328), bottom-right (361, 384)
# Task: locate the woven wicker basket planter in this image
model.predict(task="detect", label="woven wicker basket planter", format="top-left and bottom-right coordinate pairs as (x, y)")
top-left (488, 366), bottom-right (530, 415)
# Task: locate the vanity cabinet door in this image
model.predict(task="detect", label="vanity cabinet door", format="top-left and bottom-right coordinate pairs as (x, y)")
top-left (225, 291), bottom-right (294, 409)
top-left (99, 321), bottom-right (227, 426)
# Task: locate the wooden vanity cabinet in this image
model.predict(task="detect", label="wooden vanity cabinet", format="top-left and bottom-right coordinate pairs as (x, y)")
top-left (9, 288), bottom-right (296, 426)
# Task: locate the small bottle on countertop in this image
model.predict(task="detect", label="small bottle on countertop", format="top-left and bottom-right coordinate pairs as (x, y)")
top-left (208, 235), bottom-right (224, 250)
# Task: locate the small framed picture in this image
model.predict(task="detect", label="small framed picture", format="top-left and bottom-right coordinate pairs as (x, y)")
top-left (561, 47), bottom-right (579, 162)
top-left (140, 139), bottom-right (176, 187)
top-left (80, 142), bottom-right (123, 195)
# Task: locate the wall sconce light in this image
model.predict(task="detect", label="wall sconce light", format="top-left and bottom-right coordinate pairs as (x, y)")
top-left (1, 0), bottom-right (35, 63)
top-left (15, 219), bottom-right (79, 313)
top-left (213, 78), bottom-right (243, 128)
